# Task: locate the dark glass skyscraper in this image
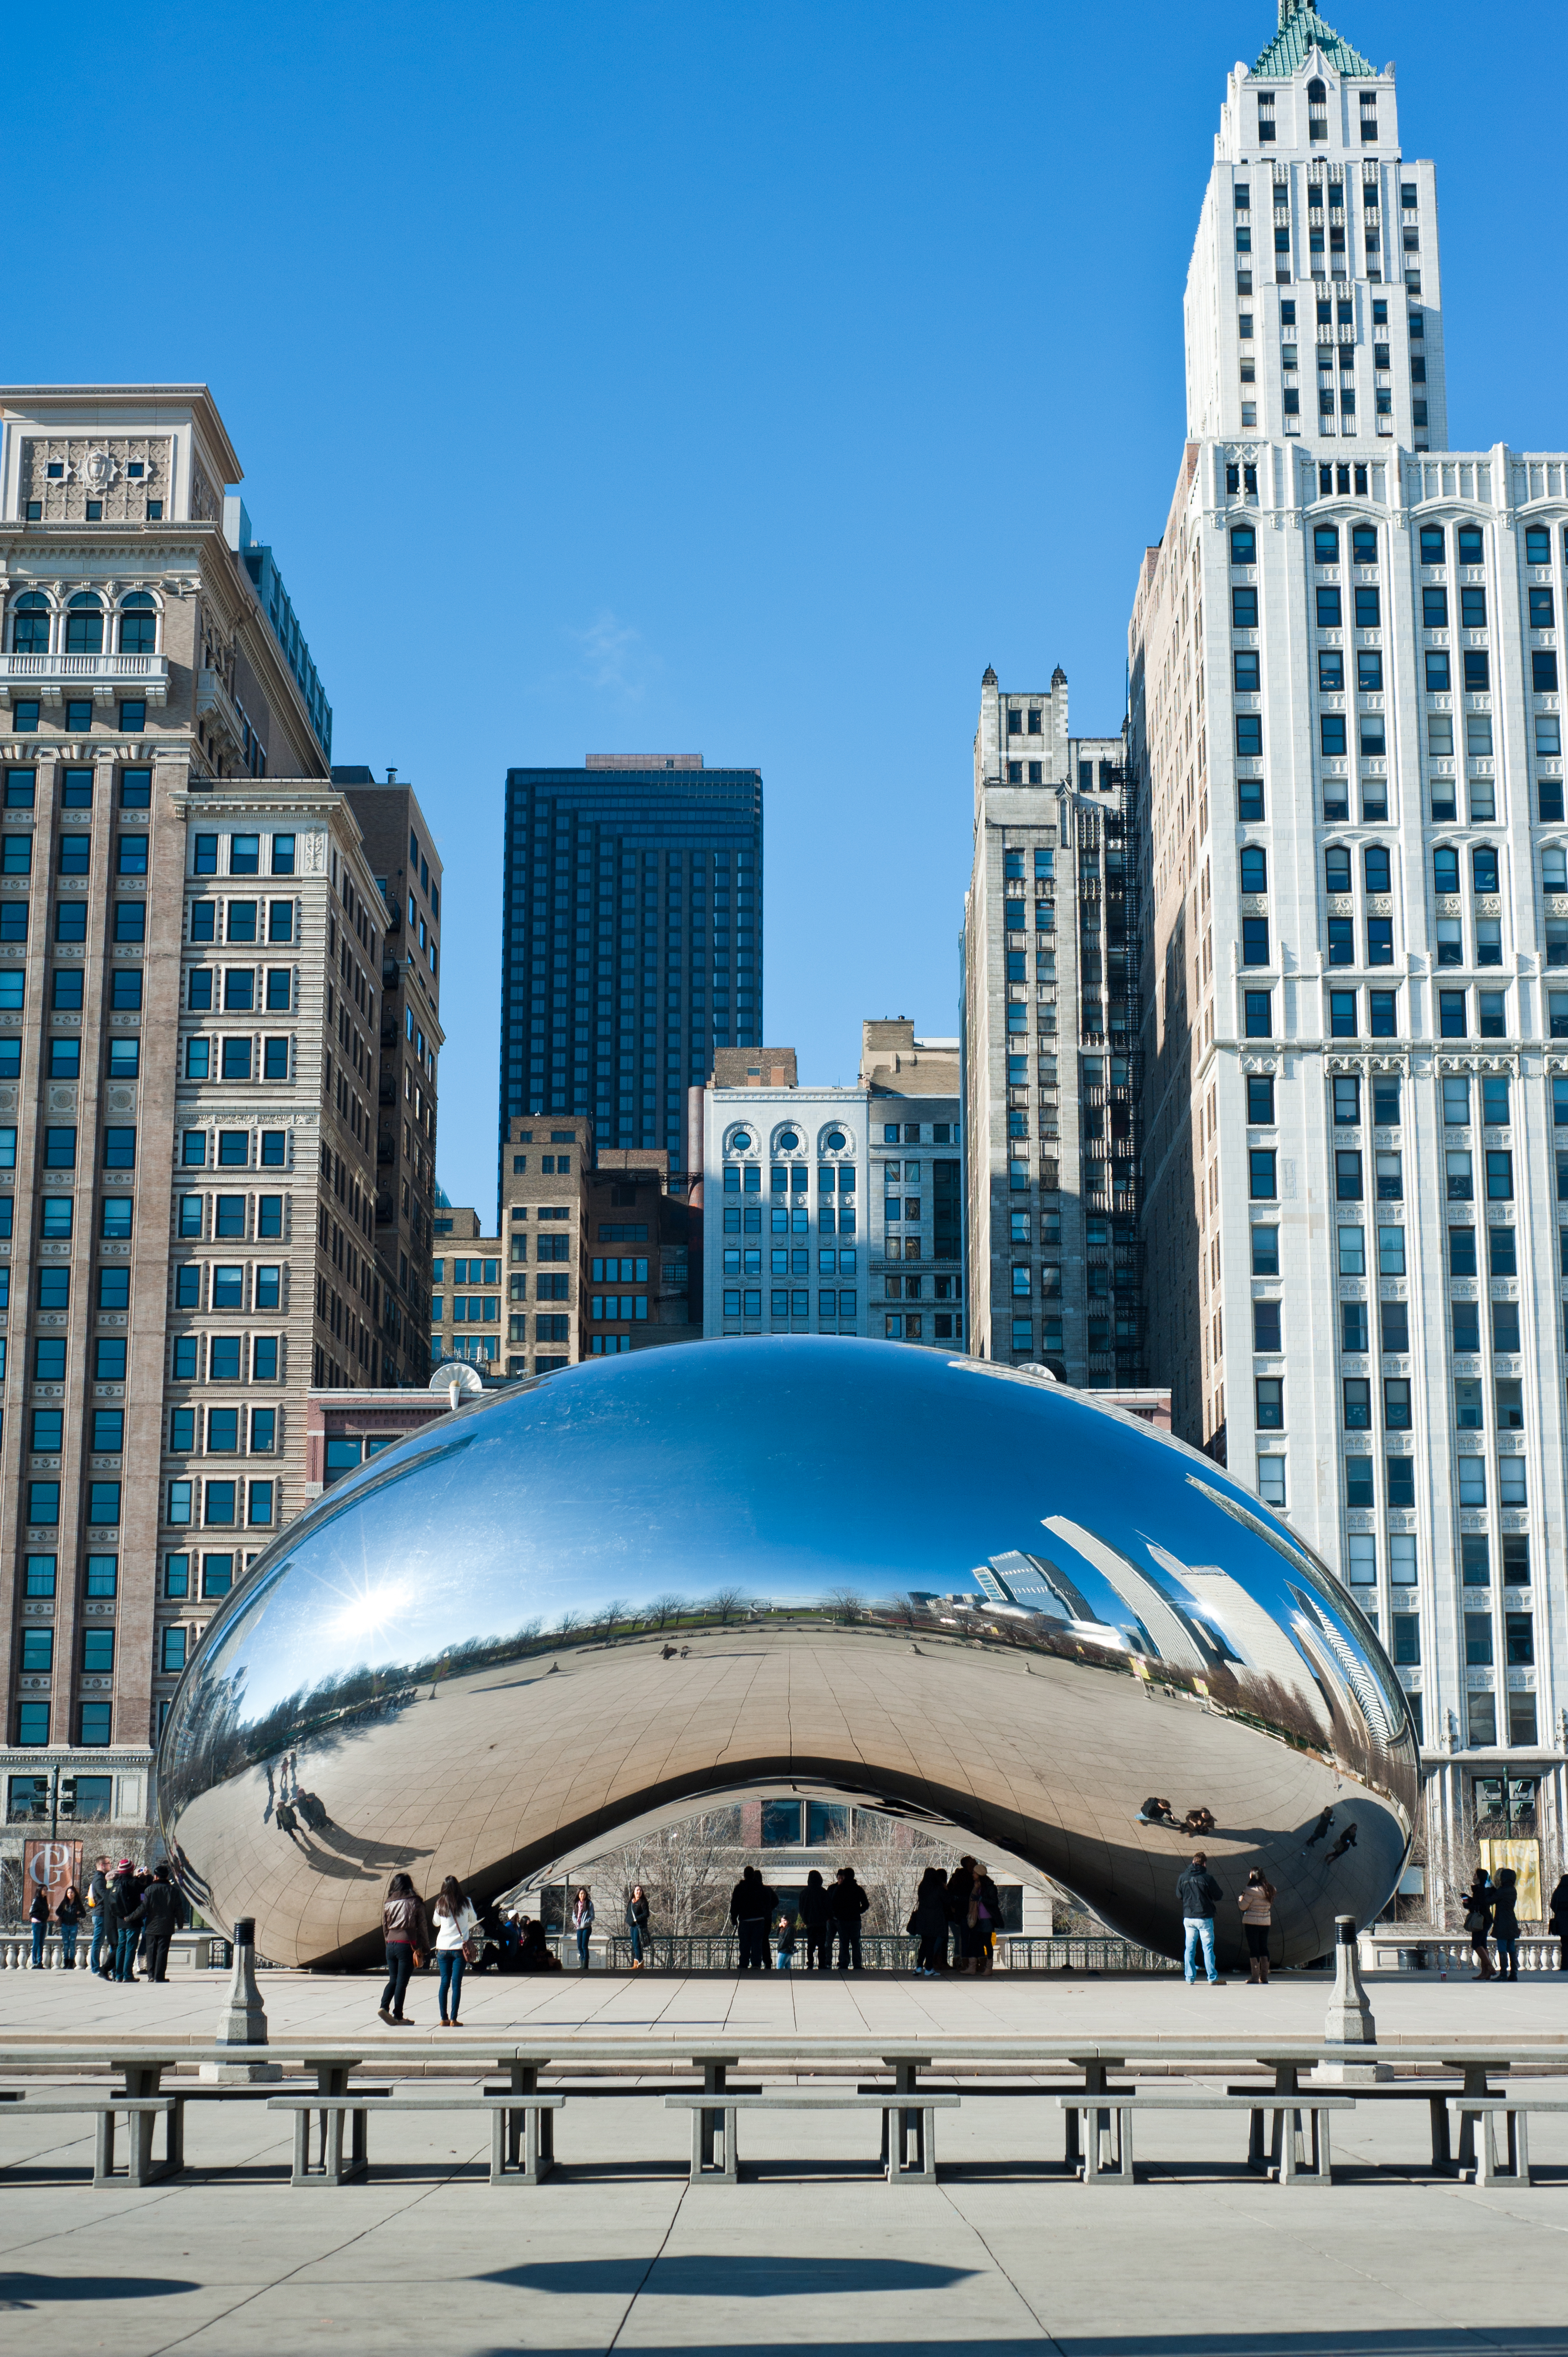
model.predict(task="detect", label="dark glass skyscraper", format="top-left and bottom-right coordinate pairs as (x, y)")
top-left (501, 757), bottom-right (764, 1171)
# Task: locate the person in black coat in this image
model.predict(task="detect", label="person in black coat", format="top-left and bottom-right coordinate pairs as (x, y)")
top-left (1490, 1869), bottom-right (1520, 1983)
top-left (911, 1866), bottom-right (948, 1977)
top-left (1549, 1874), bottom-right (1568, 1972)
top-left (728, 1867), bottom-right (776, 1973)
top-left (832, 1868), bottom-right (869, 1973)
top-left (126, 1865), bottom-right (182, 1983)
top-left (27, 1885), bottom-right (50, 1970)
top-left (943, 1858), bottom-right (976, 1974)
top-left (1177, 1852), bottom-right (1224, 1985)
top-left (797, 1870), bottom-right (832, 1972)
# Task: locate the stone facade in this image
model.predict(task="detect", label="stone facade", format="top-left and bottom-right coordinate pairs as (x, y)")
top-left (962, 674), bottom-right (1147, 1381)
top-left (0, 385), bottom-right (416, 1873)
top-left (1129, 8), bottom-right (1565, 1912)
top-left (331, 773), bottom-right (444, 1386)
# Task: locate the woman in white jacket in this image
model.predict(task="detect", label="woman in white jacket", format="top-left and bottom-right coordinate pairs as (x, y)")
top-left (431, 1876), bottom-right (479, 2026)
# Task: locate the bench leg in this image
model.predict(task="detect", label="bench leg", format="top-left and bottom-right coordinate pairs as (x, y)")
top-left (1473, 2109), bottom-right (1527, 2190)
top-left (1248, 2105), bottom-right (1266, 2169)
top-left (491, 2108), bottom-right (507, 2186)
top-left (126, 2108), bottom-right (157, 2190)
top-left (166, 2099), bottom-right (185, 2178)
top-left (1430, 2093), bottom-right (1452, 2171)
top-left (887, 2103), bottom-right (935, 2185)
top-left (93, 2108), bottom-right (115, 2190)
top-left (291, 2109), bottom-right (311, 2188)
top-left (523, 2106), bottom-right (554, 2185)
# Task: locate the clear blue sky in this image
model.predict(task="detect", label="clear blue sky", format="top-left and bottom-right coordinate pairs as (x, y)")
top-left (12, 1), bottom-right (1562, 1213)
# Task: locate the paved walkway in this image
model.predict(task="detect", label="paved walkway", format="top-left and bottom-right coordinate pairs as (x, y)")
top-left (1, 1955), bottom-right (1562, 2045)
top-left (2, 1970), bottom-right (1567, 2354)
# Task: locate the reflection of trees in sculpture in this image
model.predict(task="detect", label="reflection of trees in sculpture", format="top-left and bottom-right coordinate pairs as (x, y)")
top-left (849, 1810), bottom-right (962, 1933)
top-left (577, 1810), bottom-right (738, 1935)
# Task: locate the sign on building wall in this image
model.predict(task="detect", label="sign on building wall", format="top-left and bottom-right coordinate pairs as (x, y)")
top-left (1479, 1838), bottom-right (1541, 1924)
top-left (23, 1840), bottom-right (82, 1914)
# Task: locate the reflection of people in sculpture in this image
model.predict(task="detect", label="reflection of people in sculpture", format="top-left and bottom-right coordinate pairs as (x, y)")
top-left (1180, 1806), bottom-right (1216, 1839)
top-left (1303, 1807), bottom-right (1335, 1851)
top-left (274, 1799), bottom-right (305, 1845)
top-left (295, 1790), bottom-right (332, 1832)
top-left (1325, 1820), bottom-right (1358, 1864)
top-left (1138, 1797), bottom-right (1178, 1826)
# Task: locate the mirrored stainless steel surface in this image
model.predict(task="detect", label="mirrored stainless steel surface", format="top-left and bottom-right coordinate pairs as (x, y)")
top-left (158, 1339), bottom-right (1417, 1969)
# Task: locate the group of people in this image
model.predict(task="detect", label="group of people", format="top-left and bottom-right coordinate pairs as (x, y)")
top-left (1140, 1799), bottom-right (1218, 1840)
top-left (28, 1857), bottom-right (184, 1981)
top-left (728, 1864), bottom-right (877, 1972)
top-left (378, 1872), bottom-right (481, 2025)
top-left (1463, 1866), bottom-right (1568, 1980)
top-left (1178, 1852), bottom-right (1279, 1985)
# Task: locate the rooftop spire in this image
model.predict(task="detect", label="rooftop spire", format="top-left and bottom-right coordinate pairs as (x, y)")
top-left (1253, 0), bottom-right (1373, 78)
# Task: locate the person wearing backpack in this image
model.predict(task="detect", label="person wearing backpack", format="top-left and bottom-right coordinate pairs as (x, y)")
top-left (431, 1876), bottom-right (479, 2025)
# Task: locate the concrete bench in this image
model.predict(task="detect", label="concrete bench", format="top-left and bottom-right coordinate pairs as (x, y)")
top-left (1055, 2092), bottom-right (1356, 2188)
top-left (266, 2090), bottom-right (567, 2188)
top-left (266, 2090), bottom-right (393, 2186)
top-left (1446, 2096), bottom-right (1568, 2190)
top-left (1229, 2078), bottom-right (1471, 2172)
top-left (664, 2091), bottom-right (961, 2185)
top-left (11, 2093), bottom-right (180, 2189)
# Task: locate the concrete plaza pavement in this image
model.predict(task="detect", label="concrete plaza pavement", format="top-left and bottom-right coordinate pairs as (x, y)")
top-left (2, 1966), bottom-right (1567, 2355)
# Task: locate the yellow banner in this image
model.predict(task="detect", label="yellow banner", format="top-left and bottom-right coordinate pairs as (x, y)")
top-left (1479, 1838), bottom-right (1541, 1924)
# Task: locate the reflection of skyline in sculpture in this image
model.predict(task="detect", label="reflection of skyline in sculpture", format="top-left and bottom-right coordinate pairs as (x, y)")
top-left (158, 1339), bottom-right (1418, 1970)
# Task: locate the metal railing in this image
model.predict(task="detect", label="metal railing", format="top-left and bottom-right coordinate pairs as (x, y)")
top-left (600, 1932), bottom-right (1180, 1974)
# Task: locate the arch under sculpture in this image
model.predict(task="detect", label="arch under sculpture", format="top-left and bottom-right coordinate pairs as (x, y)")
top-left (159, 1340), bottom-right (1417, 1972)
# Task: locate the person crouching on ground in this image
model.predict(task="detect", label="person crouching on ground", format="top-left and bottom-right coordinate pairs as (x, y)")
top-left (431, 1875), bottom-right (479, 2025)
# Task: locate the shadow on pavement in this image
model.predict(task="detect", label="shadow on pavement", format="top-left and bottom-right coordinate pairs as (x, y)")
top-left (486, 2256), bottom-right (979, 2298)
top-left (0, 2276), bottom-right (200, 2310)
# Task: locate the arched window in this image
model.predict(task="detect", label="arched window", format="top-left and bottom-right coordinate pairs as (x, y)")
top-left (65, 594), bottom-right (104, 656)
top-left (118, 591), bottom-right (158, 654)
top-left (1307, 78), bottom-right (1326, 101)
top-left (9, 593), bottom-right (50, 654)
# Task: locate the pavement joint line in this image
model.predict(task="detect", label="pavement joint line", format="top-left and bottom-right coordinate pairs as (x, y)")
top-left (602, 2176), bottom-right (692, 2356)
top-left (938, 2186), bottom-right (1066, 2353)
top-left (140, 2131), bottom-right (494, 2357)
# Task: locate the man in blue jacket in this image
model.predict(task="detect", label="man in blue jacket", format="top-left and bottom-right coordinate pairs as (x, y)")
top-left (1177, 1851), bottom-right (1224, 1986)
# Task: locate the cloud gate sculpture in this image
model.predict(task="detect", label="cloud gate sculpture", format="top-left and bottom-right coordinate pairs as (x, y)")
top-left (159, 1340), bottom-right (1417, 1970)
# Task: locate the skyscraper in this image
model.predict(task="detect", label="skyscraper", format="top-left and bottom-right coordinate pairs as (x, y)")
top-left (329, 770), bottom-right (445, 1387)
top-left (0, 383), bottom-right (420, 1876)
top-left (1129, 2), bottom-right (1564, 1904)
top-left (500, 756), bottom-right (763, 1181)
top-left (961, 670), bottom-right (1147, 1381)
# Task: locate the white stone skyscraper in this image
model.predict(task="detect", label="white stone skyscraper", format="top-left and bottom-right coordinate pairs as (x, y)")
top-left (1129, 3), bottom-right (1566, 1910)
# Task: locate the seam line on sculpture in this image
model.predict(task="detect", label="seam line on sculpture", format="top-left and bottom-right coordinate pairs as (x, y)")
top-left (603, 2176), bottom-right (688, 2353)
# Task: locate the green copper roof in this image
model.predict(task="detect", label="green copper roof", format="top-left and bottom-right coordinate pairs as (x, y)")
top-left (1253, 0), bottom-right (1374, 79)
